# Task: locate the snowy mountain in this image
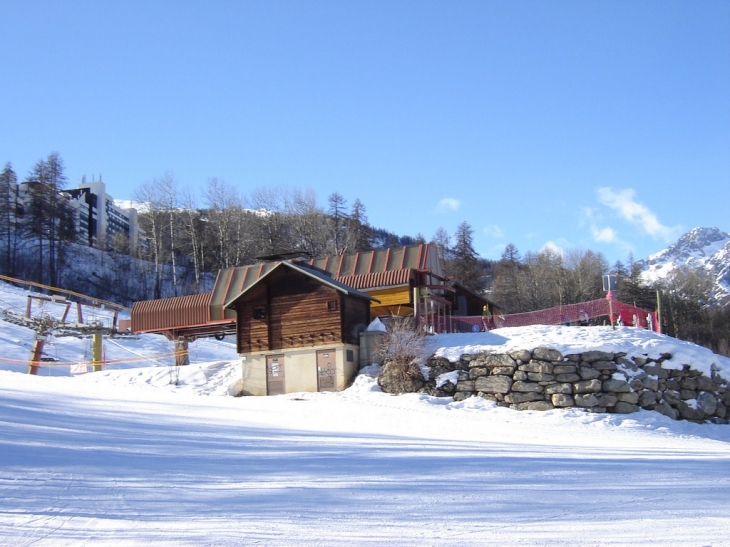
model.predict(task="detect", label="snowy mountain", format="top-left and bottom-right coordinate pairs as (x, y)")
top-left (639, 226), bottom-right (730, 303)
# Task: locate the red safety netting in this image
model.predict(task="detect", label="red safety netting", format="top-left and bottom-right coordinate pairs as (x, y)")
top-left (449, 298), bottom-right (658, 334)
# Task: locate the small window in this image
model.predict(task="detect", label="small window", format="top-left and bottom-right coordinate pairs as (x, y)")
top-left (346, 349), bottom-right (354, 362)
top-left (253, 307), bottom-right (267, 319)
top-left (327, 300), bottom-right (338, 311)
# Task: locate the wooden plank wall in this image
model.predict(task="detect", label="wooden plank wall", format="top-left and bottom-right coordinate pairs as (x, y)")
top-left (236, 278), bottom-right (347, 353)
top-left (235, 284), bottom-right (269, 353)
top-left (270, 281), bottom-right (342, 349)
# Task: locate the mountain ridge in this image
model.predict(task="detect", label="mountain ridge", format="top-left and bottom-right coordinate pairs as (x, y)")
top-left (638, 226), bottom-right (730, 304)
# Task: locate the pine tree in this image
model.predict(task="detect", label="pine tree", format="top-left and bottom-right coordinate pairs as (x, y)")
top-left (448, 221), bottom-right (482, 291)
top-left (327, 192), bottom-right (348, 254)
top-left (349, 198), bottom-right (373, 252)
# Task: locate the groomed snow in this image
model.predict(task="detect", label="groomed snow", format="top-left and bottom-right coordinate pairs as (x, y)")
top-left (1, 281), bottom-right (729, 546)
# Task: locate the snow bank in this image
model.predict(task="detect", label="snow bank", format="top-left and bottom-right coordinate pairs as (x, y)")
top-left (427, 325), bottom-right (730, 379)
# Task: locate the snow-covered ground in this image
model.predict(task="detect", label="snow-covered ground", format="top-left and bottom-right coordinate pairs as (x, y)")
top-left (1, 280), bottom-right (729, 546)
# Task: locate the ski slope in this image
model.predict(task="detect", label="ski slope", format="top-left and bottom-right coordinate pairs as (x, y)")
top-left (0, 280), bottom-right (729, 546)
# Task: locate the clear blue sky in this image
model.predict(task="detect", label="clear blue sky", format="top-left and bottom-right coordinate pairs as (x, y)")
top-left (2, 0), bottom-right (728, 264)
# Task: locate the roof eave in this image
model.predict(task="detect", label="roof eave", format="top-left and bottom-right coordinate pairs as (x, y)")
top-left (224, 261), bottom-right (379, 309)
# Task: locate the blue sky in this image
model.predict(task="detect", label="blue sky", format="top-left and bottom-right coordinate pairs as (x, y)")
top-left (1, 1), bottom-right (728, 264)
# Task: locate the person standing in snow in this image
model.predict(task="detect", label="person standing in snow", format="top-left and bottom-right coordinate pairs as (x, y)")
top-left (482, 304), bottom-right (492, 331)
top-left (579, 310), bottom-right (589, 326)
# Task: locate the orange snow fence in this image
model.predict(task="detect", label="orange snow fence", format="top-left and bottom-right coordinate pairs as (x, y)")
top-left (0, 351), bottom-right (183, 367)
top-left (451, 298), bottom-right (658, 333)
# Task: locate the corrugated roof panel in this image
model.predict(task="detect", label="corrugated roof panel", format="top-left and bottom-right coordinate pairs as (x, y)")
top-left (231, 267), bottom-right (248, 297)
top-left (131, 293), bottom-right (212, 333)
top-left (420, 244), bottom-right (430, 269)
top-left (382, 247), bottom-right (392, 270)
top-left (421, 244), bottom-right (441, 275)
top-left (212, 261), bottom-right (306, 312)
top-left (393, 247), bottom-right (406, 270)
top-left (403, 246), bottom-right (421, 268)
top-left (306, 244), bottom-right (437, 277)
top-left (343, 253), bottom-right (358, 277)
top-left (210, 268), bottom-right (233, 320)
top-left (308, 256), bottom-right (327, 272)
top-left (362, 250), bottom-right (376, 275)
top-left (370, 250), bottom-right (385, 273)
top-left (336, 269), bottom-right (413, 290)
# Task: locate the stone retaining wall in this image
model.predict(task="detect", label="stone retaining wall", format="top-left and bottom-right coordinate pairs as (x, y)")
top-left (424, 348), bottom-right (729, 423)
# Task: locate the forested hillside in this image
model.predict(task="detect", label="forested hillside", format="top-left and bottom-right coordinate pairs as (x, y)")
top-left (1, 154), bottom-right (728, 356)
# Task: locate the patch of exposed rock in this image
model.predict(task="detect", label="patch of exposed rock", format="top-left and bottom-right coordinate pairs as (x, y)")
top-left (421, 348), bottom-right (729, 423)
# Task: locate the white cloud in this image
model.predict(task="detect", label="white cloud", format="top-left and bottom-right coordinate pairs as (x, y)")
top-left (596, 187), bottom-right (681, 241)
top-left (592, 225), bottom-right (617, 243)
top-left (580, 205), bottom-right (634, 253)
top-left (482, 224), bottom-right (504, 239)
top-left (541, 240), bottom-right (568, 257)
top-left (436, 197), bottom-right (460, 213)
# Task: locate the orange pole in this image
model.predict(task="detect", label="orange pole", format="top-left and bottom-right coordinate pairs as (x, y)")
top-left (28, 335), bottom-right (46, 375)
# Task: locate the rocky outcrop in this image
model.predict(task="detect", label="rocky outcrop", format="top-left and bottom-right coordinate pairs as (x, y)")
top-left (378, 361), bottom-right (425, 394)
top-left (423, 348), bottom-right (729, 423)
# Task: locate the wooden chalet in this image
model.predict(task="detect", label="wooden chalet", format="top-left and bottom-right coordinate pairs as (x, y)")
top-left (133, 259), bottom-right (375, 395)
top-left (130, 243), bottom-right (502, 394)
top-left (132, 244), bottom-right (502, 341)
top-left (220, 260), bottom-right (375, 396)
top-left (207, 244), bottom-right (460, 331)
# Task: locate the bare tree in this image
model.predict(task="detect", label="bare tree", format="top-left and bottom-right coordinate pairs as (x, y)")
top-left (510, 248), bottom-right (567, 312)
top-left (179, 186), bottom-right (205, 288)
top-left (204, 177), bottom-right (245, 269)
top-left (564, 249), bottom-right (607, 303)
top-left (0, 163), bottom-right (18, 275)
top-left (430, 227), bottom-right (450, 263)
top-left (134, 178), bottom-right (168, 298)
top-left (158, 172), bottom-right (180, 294)
top-left (659, 266), bottom-right (715, 341)
top-left (249, 187), bottom-right (292, 256)
top-left (492, 243), bottom-right (523, 312)
top-left (286, 188), bottom-right (327, 257)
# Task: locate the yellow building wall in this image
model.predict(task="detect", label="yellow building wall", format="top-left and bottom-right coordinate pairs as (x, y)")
top-left (371, 286), bottom-right (411, 307)
top-left (369, 286), bottom-right (413, 317)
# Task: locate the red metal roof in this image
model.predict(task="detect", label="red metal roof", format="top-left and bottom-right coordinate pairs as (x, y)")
top-left (131, 293), bottom-right (213, 333)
